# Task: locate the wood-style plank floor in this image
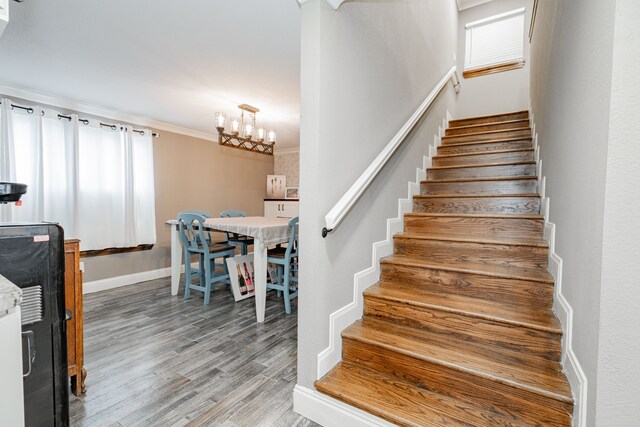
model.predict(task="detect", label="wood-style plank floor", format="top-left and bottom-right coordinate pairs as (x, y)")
top-left (70, 277), bottom-right (318, 427)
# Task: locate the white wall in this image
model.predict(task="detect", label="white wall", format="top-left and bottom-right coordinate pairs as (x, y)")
top-left (530, 1), bottom-right (614, 424)
top-left (456, 0), bottom-right (532, 118)
top-left (531, 0), bottom-right (640, 424)
top-left (595, 0), bottom-right (640, 424)
top-left (298, 0), bottom-right (458, 389)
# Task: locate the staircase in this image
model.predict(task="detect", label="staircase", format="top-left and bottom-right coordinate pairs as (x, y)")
top-left (315, 111), bottom-right (574, 426)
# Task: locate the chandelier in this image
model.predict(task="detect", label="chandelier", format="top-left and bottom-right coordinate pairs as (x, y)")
top-left (215, 104), bottom-right (276, 156)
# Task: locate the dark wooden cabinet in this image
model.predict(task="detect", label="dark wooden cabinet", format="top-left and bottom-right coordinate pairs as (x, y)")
top-left (65, 239), bottom-right (86, 396)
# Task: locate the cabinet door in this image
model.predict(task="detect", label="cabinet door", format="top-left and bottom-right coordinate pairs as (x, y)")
top-left (281, 202), bottom-right (299, 218)
top-left (64, 241), bottom-right (78, 376)
top-left (266, 201), bottom-right (299, 218)
top-left (264, 202), bottom-right (279, 218)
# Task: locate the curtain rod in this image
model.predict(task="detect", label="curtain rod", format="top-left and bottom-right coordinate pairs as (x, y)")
top-left (0, 100), bottom-right (159, 137)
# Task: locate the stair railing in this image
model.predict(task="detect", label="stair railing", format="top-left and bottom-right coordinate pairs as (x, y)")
top-left (322, 65), bottom-right (460, 237)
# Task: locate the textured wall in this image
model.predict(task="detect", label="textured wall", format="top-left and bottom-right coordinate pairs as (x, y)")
top-left (530, 0), bottom-right (616, 424)
top-left (274, 150), bottom-right (300, 188)
top-left (596, 0), bottom-right (640, 424)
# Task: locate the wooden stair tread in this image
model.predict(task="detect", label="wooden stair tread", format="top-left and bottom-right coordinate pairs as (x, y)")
top-left (345, 318), bottom-right (572, 402)
top-left (447, 119), bottom-right (530, 132)
top-left (442, 137), bottom-right (533, 148)
top-left (381, 254), bottom-right (554, 283)
top-left (395, 232), bottom-right (549, 248)
top-left (315, 362), bottom-right (525, 427)
top-left (415, 193), bottom-right (540, 199)
top-left (443, 126), bottom-right (530, 137)
top-left (449, 110), bottom-right (529, 126)
top-left (435, 148), bottom-right (534, 158)
top-left (404, 212), bottom-right (544, 220)
top-left (442, 128), bottom-right (531, 141)
top-left (364, 283), bottom-right (561, 334)
top-left (428, 161), bottom-right (536, 170)
top-left (422, 175), bottom-right (538, 184)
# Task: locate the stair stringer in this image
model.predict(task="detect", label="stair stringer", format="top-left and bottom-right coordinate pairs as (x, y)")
top-left (531, 109), bottom-right (588, 427)
top-left (315, 114), bottom-right (450, 380)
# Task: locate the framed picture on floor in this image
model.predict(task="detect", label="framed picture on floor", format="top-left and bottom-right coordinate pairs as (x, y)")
top-left (226, 254), bottom-right (256, 301)
top-left (267, 264), bottom-right (279, 286)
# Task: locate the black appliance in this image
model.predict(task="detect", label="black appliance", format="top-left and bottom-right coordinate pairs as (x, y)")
top-left (0, 223), bottom-right (69, 426)
top-left (0, 182), bottom-right (28, 203)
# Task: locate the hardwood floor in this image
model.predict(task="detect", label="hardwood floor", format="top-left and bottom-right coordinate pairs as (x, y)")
top-left (70, 277), bottom-right (317, 427)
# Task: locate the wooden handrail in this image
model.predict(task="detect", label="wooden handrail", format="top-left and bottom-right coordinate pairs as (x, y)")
top-left (322, 65), bottom-right (459, 237)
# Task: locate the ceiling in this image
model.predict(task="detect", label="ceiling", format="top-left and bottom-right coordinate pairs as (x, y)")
top-left (0, 0), bottom-right (301, 149)
top-left (457, 0), bottom-right (493, 11)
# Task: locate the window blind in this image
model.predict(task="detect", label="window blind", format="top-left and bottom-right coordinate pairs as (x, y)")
top-left (465, 8), bottom-right (525, 70)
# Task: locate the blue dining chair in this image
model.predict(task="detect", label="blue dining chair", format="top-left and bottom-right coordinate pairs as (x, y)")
top-left (177, 212), bottom-right (235, 305)
top-left (220, 210), bottom-right (254, 255)
top-left (266, 217), bottom-right (299, 314)
top-left (178, 210), bottom-right (215, 287)
top-left (181, 209), bottom-right (213, 242)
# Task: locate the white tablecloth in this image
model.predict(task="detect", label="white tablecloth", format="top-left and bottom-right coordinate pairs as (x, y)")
top-left (203, 216), bottom-right (293, 249)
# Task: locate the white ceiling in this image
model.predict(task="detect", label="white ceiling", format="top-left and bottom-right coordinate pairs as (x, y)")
top-left (457, 0), bottom-right (493, 11)
top-left (0, 0), bottom-right (301, 148)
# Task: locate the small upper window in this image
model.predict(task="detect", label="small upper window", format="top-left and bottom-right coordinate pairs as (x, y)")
top-left (464, 7), bottom-right (525, 74)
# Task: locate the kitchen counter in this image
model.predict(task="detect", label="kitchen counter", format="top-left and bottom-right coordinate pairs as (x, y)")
top-left (0, 274), bottom-right (21, 317)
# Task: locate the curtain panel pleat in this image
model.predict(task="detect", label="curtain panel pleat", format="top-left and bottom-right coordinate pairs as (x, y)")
top-left (0, 99), bottom-right (16, 222)
top-left (0, 98), bottom-right (157, 251)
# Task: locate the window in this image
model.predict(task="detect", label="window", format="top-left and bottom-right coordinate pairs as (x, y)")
top-left (0, 98), bottom-right (157, 251)
top-left (464, 7), bottom-right (525, 77)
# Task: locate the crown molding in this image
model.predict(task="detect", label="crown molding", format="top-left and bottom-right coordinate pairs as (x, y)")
top-left (275, 147), bottom-right (300, 155)
top-left (0, 83), bottom-right (216, 142)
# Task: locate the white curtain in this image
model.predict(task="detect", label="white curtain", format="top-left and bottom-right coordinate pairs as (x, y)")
top-left (0, 98), bottom-right (156, 250)
top-left (0, 100), bottom-right (16, 222)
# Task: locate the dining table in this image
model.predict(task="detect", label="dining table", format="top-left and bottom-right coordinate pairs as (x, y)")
top-left (165, 216), bottom-right (293, 323)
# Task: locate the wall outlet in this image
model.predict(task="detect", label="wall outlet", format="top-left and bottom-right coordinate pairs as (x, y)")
top-left (79, 262), bottom-right (85, 272)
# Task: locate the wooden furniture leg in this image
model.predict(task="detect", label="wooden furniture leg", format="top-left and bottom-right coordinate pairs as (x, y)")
top-left (65, 240), bottom-right (85, 396)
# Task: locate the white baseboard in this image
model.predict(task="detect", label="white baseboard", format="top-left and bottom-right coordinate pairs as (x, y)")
top-left (315, 113), bottom-right (446, 380)
top-left (83, 267), bottom-right (172, 294)
top-left (531, 106), bottom-right (588, 427)
top-left (293, 385), bottom-right (395, 427)
top-left (544, 215), bottom-right (588, 427)
top-left (83, 262), bottom-right (197, 294)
